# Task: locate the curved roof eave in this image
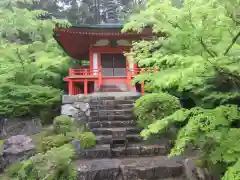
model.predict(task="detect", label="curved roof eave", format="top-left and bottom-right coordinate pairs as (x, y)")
top-left (69, 23), bottom-right (124, 30)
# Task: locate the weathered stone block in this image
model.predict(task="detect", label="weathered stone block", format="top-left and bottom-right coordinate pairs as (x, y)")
top-left (76, 147), bottom-right (111, 159)
top-left (0, 135), bottom-right (36, 172)
top-left (74, 156), bottom-right (184, 180)
top-left (88, 121), bottom-right (135, 129)
top-left (61, 104), bottom-right (78, 117)
top-left (120, 156), bottom-right (184, 180)
top-left (73, 102), bottom-right (90, 112)
top-left (0, 118), bottom-right (41, 139)
top-left (76, 159), bottom-right (121, 180)
top-left (183, 157), bottom-right (217, 180)
top-left (62, 94), bottom-right (87, 104)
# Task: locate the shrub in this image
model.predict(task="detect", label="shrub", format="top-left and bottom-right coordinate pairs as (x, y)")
top-left (40, 132), bottom-right (96, 152)
top-left (41, 134), bottom-right (73, 152)
top-left (39, 108), bottom-right (60, 125)
top-left (0, 83), bottom-right (62, 117)
top-left (134, 92), bottom-right (181, 128)
top-left (53, 115), bottom-right (74, 134)
top-left (74, 132), bottom-right (96, 149)
top-left (141, 105), bottom-right (240, 179)
top-left (6, 144), bottom-right (77, 180)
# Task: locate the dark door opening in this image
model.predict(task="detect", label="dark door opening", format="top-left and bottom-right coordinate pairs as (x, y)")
top-left (101, 54), bottom-right (126, 77)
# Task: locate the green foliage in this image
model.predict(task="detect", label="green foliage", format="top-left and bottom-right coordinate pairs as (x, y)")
top-left (222, 159), bottom-right (240, 180)
top-left (0, 139), bottom-right (3, 151)
top-left (53, 115), bottom-right (74, 135)
top-left (0, 0), bottom-right (71, 118)
top-left (134, 93), bottom-right (181, 128)
top-left (39, 109), bottom-right (59, 125)
top-left (125, 0), bottom-right (240, 179)
top-left (40, 131), bottom-right (96, 152)
top-left (40, 134), bottom-right (73, 152)
top-left (123, 0), bottom-right (240, 107)
top-left (0, 83), bottom-right (61, 117)
top-left (141, 104), bottom-right (240, 178)
top-left (6, 144), bottom-right (77, 180)
top-left (73, 132), bottom-right (96, 149)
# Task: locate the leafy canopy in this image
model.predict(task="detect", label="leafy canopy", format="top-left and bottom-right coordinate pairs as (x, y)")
top-left (124, 0), bottom-right (240, 179)
top-left (0, 0), bottom-right (71, 118)
top-left (123, 0), bottom-right (240, 107)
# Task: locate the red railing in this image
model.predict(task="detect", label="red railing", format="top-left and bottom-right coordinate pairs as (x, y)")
top-left (126, 68), bottom-right (158, 94)
top-left (69, 67), bottom-right (158, 77)
top-left (67, 67), bottom-right (158, 95)
top-left (69, 68), bottom-right (100, 76)
top-left (127, 67), bottom-right (158, 77)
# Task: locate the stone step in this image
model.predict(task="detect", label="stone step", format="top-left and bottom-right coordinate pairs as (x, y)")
top-left (93, 94), bottom-right (140, 100)
top-left (74, 156), bottom-right (184, 180)
top-left (90, 109), bottom-right (133, 117)
top-left (89, 115), bottom-right (134, 121)
top-left (62, 93), bottom-right (140, 104)
top-left (75, 144), bottom-right (169, 159)
top-left (90, 99), bottom-right (136, 107)
top-left (96, 134), bottom-right (141, 145)
top-left (90, 103), bottom-right (134, 110)
top-left (88, 120), bottom-right (135, 129)
top-left (161, 178), bottom-right (186, 180)
top-left (91, 127), bottom-right (140, 136)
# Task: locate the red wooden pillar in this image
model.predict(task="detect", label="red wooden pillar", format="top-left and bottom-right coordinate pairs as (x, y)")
top-left (84, 79), bottom-right (88, 96)
top-left (126, 66), bottom-right (131, 91)
top-left (69, 81), bottom-right (73, 95)
top-left (68, 68), bottom-right (73, 95)
top-left (140, 68), bottom-right (145, 95)
top-left (98, 67), bottom-right (102, 89)
top-left (141, 82), bottom-right (145, 95)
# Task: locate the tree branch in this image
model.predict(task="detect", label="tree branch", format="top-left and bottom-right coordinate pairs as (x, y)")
top-left (16, 48), bottom-right (25, 71)
top-left (168, 20), bottom-right (183, 30)
top-left (224, 31), bottom-right (240, 55)
top-left (188, 10), bottom-right (217, 57)
top-left (197, 37), bottom-right (217, 57)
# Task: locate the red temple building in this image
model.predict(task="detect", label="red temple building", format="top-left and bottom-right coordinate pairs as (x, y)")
top-left (53, 24), bottom-right (155, 96)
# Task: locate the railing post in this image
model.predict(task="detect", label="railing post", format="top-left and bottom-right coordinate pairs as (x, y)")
top-left (141, 82), bottom-right (145, 95)
top-left (69, 68), bottom-right (73, 76)
top-left (69, 80), bottom-right (73, 95)
top-left (98, 67), bottom-right (102, 89)
top-left (84, 80), bottom-right (88, 96)
top-left (140, 68), bottom-right (145, 95)
top-left (126, 68), bottom-right (131, 91)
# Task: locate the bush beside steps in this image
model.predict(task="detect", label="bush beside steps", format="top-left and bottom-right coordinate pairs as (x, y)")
top-left (4, 115), bottom-right (96, 180)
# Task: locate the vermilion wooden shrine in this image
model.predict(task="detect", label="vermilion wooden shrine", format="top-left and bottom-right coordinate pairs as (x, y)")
top-left (53, 24), bottom-right (156, 96)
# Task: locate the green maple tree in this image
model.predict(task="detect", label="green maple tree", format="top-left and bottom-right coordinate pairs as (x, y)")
top-left (123, 0), bottom-right (240, 179)
top-left (0, 0), bottom-right (71, 118)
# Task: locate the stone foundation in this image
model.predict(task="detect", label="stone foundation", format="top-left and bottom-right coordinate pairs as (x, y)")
top-left (61, 92), bottom-right (140, 125)
top-left (74, 156), bottom-right (185, 180)
top-left (0, 135), bottom-right (36, 172)
top-left (61, 95), bottom-right (91, 124)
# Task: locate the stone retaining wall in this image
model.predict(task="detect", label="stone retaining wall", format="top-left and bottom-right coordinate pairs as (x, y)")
top-left (61, 95), bottom-right (91, 124)
top-left (61, 92), bottom-right (141, 123)
top-left (0, 118), bottom-right (41, 139)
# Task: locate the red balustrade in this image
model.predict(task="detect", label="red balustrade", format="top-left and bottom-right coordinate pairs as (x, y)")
top-left (70, 68), bottom-right (100, 76)
top-left (69, 67), bottom-right (157, 77)
top-left (67, 67), bottom-right (158, 95)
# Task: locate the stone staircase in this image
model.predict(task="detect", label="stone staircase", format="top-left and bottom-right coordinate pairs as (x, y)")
top-left (86, 94), bottom-right (169, 156)
top-left (64, 93), bottom-right (187, 180)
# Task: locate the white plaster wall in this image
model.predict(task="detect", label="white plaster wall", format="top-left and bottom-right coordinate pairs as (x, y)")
top-left (93, 53), bottom-right (98, 75)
